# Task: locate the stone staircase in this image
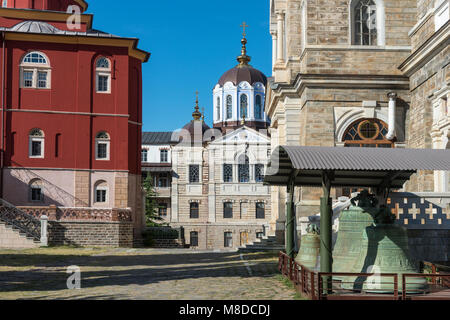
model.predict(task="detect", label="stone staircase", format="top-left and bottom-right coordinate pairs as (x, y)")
top-left (0, 199), bottom-right (41, 249)
top-left (0, 221), bottom-right (40, 249)
top-left (238, 235), bottom-right (284, 253)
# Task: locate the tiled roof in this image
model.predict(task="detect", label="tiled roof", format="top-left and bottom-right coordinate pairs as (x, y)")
top-left (142, 132), bottom-right (175, 145)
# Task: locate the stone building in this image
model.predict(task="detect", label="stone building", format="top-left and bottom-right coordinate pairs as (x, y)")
top-left (266, 0), bottom-right (450, 261)
top-left (144, 35), bottom-right (273, 250)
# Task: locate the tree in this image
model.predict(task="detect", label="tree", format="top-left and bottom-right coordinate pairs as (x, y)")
top-left (142, 174), bottom-right (166, 227)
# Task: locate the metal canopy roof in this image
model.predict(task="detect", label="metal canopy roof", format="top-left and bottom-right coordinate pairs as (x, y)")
top-left (264, 146), bottom-right (450, 189)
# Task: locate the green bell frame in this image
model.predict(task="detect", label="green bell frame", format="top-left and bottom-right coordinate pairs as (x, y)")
top-left (332, 205), bottom-right (376, 280)
top-left (341, 224), bottom-right (429, 294)
top-left (295, 224), bottom-right (320, 271)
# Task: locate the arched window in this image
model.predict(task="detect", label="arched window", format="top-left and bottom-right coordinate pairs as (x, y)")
top-left (240, 94), bottom-right (248, 119)
top-left (95, 131), bottom-right (110, 160)
top-left (20, 52), bottom-right (51, 89)
top-left (226, 95), bottom-right (233, 120)
top-left (255, 95), bottom-right (262, 120)
top-left (343, 118), bottom-right (393, 148)
top-left (96, 57), bottom-right (111, 93)
top-left (29, 128), bottom-right (44, 158)
top-left (29, 179), bottom-right (44, 202)
top-left (238, 154), bottom-right (250, 183)
top-left (94, 180), bottom-right (108, 204)
top-left (216, 96), bottom-right (221, 121)
top-left (352, 0), bottom-right (378, 45)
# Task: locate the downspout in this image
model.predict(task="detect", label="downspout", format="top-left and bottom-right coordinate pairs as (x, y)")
top-left (386, 92), bottom-right (397, 141)
top-left (0, 32), bottom-right (5, 199)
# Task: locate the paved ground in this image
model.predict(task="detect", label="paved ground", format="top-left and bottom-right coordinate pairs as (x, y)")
top-left (0, 248), bottom-right (297, 300)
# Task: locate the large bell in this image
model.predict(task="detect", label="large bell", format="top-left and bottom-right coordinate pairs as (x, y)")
top-left (295, 224), bottom-right (320, 271)
top-left (332, 205), bottom-right (376, 277)
top-left (341, 212), bottom-right (428, 294)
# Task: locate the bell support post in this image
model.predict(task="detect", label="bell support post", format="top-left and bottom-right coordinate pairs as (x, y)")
top-left (320, 170), bottom-right (333, 293)
top-left (286, 169), bottom-right (299, 258)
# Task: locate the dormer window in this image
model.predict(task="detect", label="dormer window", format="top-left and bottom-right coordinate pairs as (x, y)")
top-left (20, 52), bottom-right (51, 89)
top-left (96, 57), bottom-right (111, 93)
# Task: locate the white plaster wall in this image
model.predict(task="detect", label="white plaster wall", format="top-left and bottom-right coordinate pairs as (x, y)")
top-left (142, 145), bottom-right (172, 164)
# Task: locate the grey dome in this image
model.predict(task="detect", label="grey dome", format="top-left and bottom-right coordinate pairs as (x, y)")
top-left (218, 65), bottom-right (267, 87)
top-left (10, 21), bottom-right (62, 34)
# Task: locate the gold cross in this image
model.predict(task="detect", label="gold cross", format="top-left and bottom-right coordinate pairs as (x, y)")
top-left (240, 22), bottom-right (249, 37)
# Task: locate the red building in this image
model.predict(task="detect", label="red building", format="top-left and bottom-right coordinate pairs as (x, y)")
top-left (0, 0), bottom-right (150, 242)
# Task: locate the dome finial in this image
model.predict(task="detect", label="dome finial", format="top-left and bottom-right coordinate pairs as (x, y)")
top-left (237, 22), bottom-right (251, 67)
top-left (192, 91), bottom-right (202, 121)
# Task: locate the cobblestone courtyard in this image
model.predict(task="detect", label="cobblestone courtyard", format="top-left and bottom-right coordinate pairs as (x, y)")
top-left (0, 248), bottom-right (297, 300)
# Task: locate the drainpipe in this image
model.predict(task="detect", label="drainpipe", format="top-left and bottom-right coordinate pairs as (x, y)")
top-left (0, 32), bottom-right (5, 199)
top-left (386, 92), bottom-right (397, 141)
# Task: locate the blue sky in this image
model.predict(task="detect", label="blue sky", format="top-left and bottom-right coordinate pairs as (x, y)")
top-left (87, 0), bottom-right (272, 132)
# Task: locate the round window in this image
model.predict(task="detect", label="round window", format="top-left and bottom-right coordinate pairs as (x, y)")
top-left (358, 121), bottom-right (379, 139)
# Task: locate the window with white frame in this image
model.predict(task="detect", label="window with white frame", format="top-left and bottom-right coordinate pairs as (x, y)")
top-left (29, 128), bottom-right (44, 158)
top-left (20, 52), bottom-right (51, 89)
top-left (2, 0), bottom-right (7, 8)
top-left (255, 164), bottom-right (265, 183)
top-left (226, 95), bottom-right (233, 120)
top-left (94, 181), bottom-right (108, 203)
top-left (216, 96), bottom-right (221, 121)
top-left (95, 131), bottom-right (110, 160)
top-left (223, 164), bottom-right (233, 182)
top-left (238, 154), bottom-right (250, 183)
top-left (142, 149), bottom-right (148, 162)
top-left (352, 0), bottom-right (378, 45)
top-left (189, 165), bottom-right (200, 183)
top-left (160, 149), bottom-right (169, 163)
top-left (96, 57), bottom-right (111, 93)
top-left (255, 95), bottom-right (263, 120)
top-left (240, 94), bottom-right (248, 119)
top-left (29, 179), bottom-right (44, 202)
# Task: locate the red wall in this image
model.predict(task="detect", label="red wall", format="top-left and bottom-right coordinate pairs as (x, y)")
top-left (5, 0), bottom-right (84, 12)
top-left (1, 39), bottom-right (142, 175)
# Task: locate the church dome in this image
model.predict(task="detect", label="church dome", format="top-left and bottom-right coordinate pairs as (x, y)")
top-left (218, 65), bottom-right (267, 87)
top-left (11, 21), bottom-right (62, 34)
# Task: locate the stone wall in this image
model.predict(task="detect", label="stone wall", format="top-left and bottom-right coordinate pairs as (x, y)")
top-left (48, 221), bottom-right (134, 247)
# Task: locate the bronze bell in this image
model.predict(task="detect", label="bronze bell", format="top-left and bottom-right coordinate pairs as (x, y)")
top-left (332, 192), bottom-right (377, 280)
top-left (341, 208), bottom-right (429, 294)
top-left (295, 224), bottom-right (320, 271)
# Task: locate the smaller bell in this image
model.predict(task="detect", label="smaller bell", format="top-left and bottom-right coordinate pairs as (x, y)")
top-left (295, 224), bottom-right (320, 271)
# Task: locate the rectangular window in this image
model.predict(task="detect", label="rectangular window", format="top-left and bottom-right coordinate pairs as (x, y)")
top-left (255, 164), bottom-right (265, 183)
top-left (31, 187), bottom-right (42, 202)
top-left (190, 231), bottom-right (199, 247)
top-left (97, 75), bottom-right (109, 92)
top-left (23, 71), bottom-right (33, 88)
top-left (142, 149), bottom-right (148, 162)
top-left (256, 232), bottom-right (264, 239)
top-left (256, 202), bottom-right (265, 219)
top-left (223, 164), bottom-right (233, 182)
top-left (238, 164), bottom-right (250, 183)
top-left (224, 202), bottom-right (233, 219)
top-left (158, 177), bottom-right (168, 188)
top-left (97, 142), bottom-right (108, 159)
top-left (37, 71), bottom-right (47, 88)
top-left (31, 140), bottom-right (42, 157)
top-left (224, 232), bottom-right (233, 248)
top-left (96, 189), bottom-right (107, 203)
top-left (158, 203), bottom-right (168, 216)
top-left (160, 149), bottom-right (169, 163)
top-left (190, 202), bottom-right (199, 219)
top-left (189, 165), bottom-right (200, 183)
